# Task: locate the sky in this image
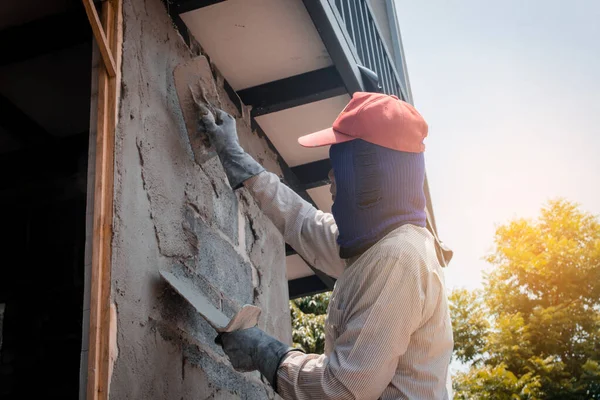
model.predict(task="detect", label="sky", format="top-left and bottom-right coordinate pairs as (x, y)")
top-left (395, 0), bottom-right (600, 291)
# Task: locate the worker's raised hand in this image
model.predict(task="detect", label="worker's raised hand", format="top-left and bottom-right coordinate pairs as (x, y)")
top-left (197, 105), bottom-right (239, 153)
top-left (194, 103), bottom-right (264, 189)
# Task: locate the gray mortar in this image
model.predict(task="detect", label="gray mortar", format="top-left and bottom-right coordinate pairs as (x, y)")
top-left (182, 207), bottom-right (253, 306)
top-left (237, 190), bottom-right (291, 344)
top-left (110, 0), bottom-right (289, 398)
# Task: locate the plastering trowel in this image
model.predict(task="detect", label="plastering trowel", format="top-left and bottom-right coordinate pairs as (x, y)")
top-left (173, 55), bottom-right (222, 165)
top-left (160, 270), bottom-right (261, 333)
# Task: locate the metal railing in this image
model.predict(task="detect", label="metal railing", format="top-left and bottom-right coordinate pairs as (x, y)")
top-left (330, 0), bottom-right (406, 100)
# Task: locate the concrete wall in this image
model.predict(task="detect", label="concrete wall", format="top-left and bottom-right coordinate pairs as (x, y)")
top-left (109, 0), bottom-right (291, 398)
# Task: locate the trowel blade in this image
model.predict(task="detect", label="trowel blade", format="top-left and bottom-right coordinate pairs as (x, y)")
top-left (173, 55), bottom-right (220, 165)
top-left (160, 270), bottom-right (261, 333)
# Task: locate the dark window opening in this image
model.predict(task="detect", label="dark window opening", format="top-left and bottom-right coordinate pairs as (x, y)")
top-left (0, 1), bottom-right (93, 398)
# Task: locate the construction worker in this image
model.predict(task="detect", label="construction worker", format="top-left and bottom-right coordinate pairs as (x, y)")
top-left (199, 92), bottom-right (454, 399)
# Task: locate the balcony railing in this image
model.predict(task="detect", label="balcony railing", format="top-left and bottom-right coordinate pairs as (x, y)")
top-left (330, 0), bottom-right (407, 100)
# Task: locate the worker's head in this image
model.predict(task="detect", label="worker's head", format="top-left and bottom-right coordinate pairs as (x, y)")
top-left (299, 92), bottom-right (428, 258)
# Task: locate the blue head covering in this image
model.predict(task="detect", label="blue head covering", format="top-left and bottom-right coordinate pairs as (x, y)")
top-left (330, 139), bottom-right (427, 258)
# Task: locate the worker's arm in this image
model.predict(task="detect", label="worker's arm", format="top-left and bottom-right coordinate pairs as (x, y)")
top-left (197, 103), bottom-right (344, 279)
top-left (276, 254), bottom-right (426, 400)
top-left (244, 171), bottom-right (345, 279)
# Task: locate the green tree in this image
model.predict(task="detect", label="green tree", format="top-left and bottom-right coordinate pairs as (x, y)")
top-left (453, 200), bottom-right (600, 399)
top-left (450, 288), bottom-right (489, 366)
top-left (290, 292), bottom-right (330, 354)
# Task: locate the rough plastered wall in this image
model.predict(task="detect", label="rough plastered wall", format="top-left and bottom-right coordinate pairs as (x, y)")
top-left (109, 0), bottom-right (291, 398)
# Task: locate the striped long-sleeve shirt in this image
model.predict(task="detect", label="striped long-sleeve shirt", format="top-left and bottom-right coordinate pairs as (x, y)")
top-left (245, 171), bottom-right (454, 400)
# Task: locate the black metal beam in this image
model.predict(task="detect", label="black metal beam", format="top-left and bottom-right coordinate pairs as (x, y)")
top-left (166, 8), bottom-right (191, 46)
top-left (302, 0), bottom-right (364, 95)
top-left (223, 79), bottom-right (243, 115)
top-left (0, 94), bottom-right (52, 145)
top-left (285, 243), bottom-right (296, 257)
top-left (289, 275), bottom-right (333, 299)
top-left (171, 0), bottom-right (227, 15)
top-left (290, 158), bottom-right (332, 189)
top-left (237, 67), bottom-right (346, 117)
top-left (0, 7), bottom-right (92, 67)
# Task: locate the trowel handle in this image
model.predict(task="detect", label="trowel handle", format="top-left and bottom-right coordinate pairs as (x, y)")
top-left (218, 305), bottom-right (262, 333)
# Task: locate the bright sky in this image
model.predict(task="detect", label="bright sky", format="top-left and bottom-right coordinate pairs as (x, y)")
top-left (396, 0), bottom-right (600, 290)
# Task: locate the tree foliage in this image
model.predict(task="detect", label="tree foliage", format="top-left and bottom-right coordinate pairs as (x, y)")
top-left (449, 288), bottom-right (489, 366)
top-left (290, 292), bottom-right (330, 354)
top-left (452, 199), bottom-right (600, 399)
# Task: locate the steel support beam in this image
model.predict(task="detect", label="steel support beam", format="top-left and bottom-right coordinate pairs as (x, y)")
top-left (289, 275), bottom-right (333, 299)
top-left (172, 0), bottom-right (227, 15)
top-left (237, 67), bottom-right (346, 117)
top-left (290, 158), bottom-right (332, 189)
top-left (286, 243), bottom-right (296, 257)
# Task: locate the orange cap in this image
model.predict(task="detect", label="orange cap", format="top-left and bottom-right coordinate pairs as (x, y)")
top-left (298, 92), bottom-right (427, 153)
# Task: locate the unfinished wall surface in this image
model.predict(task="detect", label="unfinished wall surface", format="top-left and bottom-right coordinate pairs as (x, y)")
top-left (109, 0), bottom-right (291, 398)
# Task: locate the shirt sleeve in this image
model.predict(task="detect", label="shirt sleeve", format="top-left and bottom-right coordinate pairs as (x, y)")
top-left (275, 254), bottom-right (427, 400)
top-left (244, 171), bottom-right (346, 279)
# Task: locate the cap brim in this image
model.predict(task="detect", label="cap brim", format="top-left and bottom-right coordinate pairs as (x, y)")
top-left (298, 128), bottom-right (356, 148)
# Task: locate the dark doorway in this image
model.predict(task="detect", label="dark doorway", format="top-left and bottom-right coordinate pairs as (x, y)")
top-left (0, 1), bottom-right (93, 398)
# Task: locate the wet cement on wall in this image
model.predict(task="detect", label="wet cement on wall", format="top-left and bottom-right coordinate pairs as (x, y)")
top-left (110, 0), bottom-right (291, 398)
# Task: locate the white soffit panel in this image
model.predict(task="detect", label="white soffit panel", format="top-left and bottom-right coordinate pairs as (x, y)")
top-left (255, 94), bottom-right (349, 167)
top-left (307, 185), bottom-right (333, 214)
top-left (286, 254), bottom-right (315, 280)
top-left (181, 0), bottom-right (333, 90)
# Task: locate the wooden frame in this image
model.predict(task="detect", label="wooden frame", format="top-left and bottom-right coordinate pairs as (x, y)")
top-left (84, 0), bottom-right (122, 399)
top-left (83, 0), bottom-right (117, 77)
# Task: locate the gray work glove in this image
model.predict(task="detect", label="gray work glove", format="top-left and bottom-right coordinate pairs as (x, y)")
top-left (216, 327), bottom-right (300, 389)
top-left (197, 105), bottom-right (264, 189)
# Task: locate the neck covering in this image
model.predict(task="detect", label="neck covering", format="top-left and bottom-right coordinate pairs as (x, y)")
top-left (330, 140), bottom-right (426, 258)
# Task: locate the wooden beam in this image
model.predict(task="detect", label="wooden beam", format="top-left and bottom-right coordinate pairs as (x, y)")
top-left (82, 0), bottom-right (117, 77)
top-left (87, 0), bottom-right (121, 399)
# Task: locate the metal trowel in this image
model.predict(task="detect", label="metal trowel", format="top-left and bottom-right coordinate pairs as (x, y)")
top-left (160, 270), bottom-right (261, 333)
top-left (173, 55), bottom-right (221, 165)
